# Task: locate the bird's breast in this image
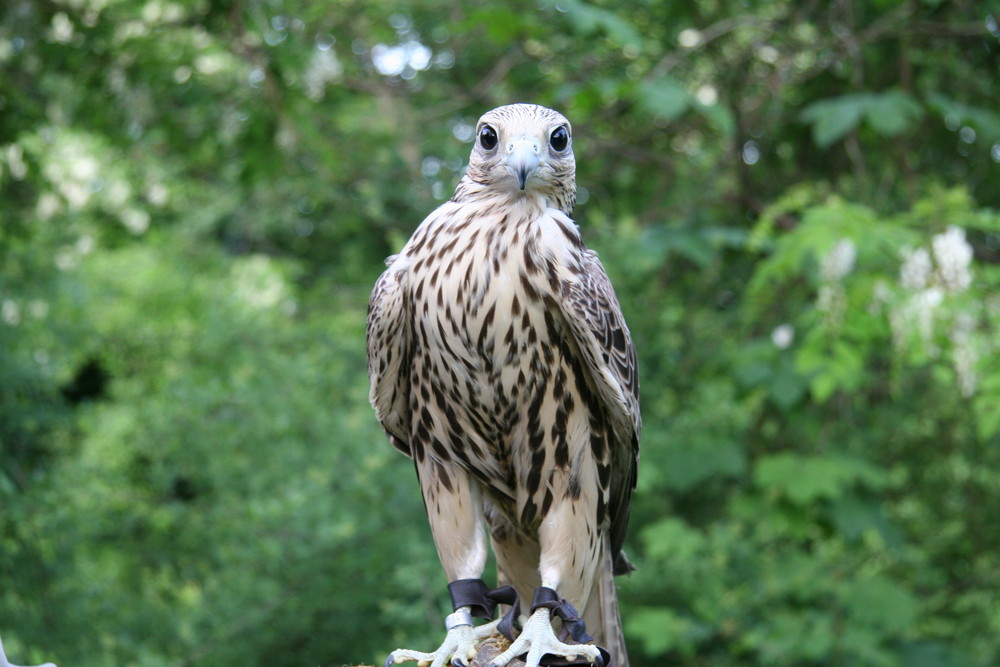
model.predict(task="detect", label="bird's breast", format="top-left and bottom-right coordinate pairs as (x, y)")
top-left (406, 207), bottom-right (570, 436)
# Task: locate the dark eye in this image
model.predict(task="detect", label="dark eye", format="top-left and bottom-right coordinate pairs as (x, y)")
top-left (549, 126), bottom-right (569, 152)
top-left (479, 124), bottom-right (498, 150)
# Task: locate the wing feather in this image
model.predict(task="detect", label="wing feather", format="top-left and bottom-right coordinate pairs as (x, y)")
top-left (558, 249), bottom-right (640, 568)
top-left (366, 260), bottom-right (412, 456)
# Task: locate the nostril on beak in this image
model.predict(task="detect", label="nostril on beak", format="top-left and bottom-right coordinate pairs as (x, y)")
top-left (506, 138), bottom-right (542, 190)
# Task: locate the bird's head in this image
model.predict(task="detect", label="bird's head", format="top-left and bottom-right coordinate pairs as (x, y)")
top-left (461, 103), bottom-right (576, 213)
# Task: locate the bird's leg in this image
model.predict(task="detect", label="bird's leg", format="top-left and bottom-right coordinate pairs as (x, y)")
top-left (487, 488), bottom-right (608, 667)
top-left (385, 610), bottom-right (498, 667)
top-left (483, 592), bottom-right (606, 667)
top-left (386, 463), bottom-right (493, 667)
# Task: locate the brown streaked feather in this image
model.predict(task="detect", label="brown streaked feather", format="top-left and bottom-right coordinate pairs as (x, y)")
top-left (558, 249), bottom-right (640, 567)
top-left (367, 260), bottom-right (412, 455)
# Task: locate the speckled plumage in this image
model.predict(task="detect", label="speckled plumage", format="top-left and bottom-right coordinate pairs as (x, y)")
top-left (368, 104), bottom-right (639, 666)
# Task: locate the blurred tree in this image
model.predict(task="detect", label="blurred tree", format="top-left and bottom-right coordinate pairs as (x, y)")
top-left (1, 0), bottom-right (999, 665)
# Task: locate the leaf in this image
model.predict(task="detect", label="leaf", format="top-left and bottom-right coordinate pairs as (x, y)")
top-left (559, 0), bottom-right (643, 49)
top-left (804, 370), bottom-right (832, 402)
top-left (830, 493), bottom-right (900, 545)
top-left (464, 9), bottom-right (524, 43)
top-left (661, 436), bottom-right (746, 491)
top-left (898, 641), bottom-right (972, 667)
top-left (865, 89), bottom-right (924, 137)
top-left (633, 225), bottom-right (716, 268)
top-left (800, 94), bottom-right (870, 148)
top-left (769, 355), bottom-right (808, 410)
top-left (0, 471), bottom-right (14, 496)
top-left (636, 76), bottom-right (692, 121)
top-left (840, 574), bottom-right (918, 633)
top-left (755, 453), bottom-right (887, 504)
top-left (758, 611), bottom-right (836, 663)
top-left (927, 92), bottom-right (1000, 141)
top-left (797, 335), bottom-right (868, 402)
top-left (625, 607), bottom-right (711, 656)
top-left (974, 389), bottom-right (1000, 439)
top-left (801, 90), bottom-right (924, 146)
top-left (731, 339), bottom-right (778, 389)
top-left (695, 101), bottom-right (736, 137)
top-left (661, 228), bottom-right (715, 267)
top-left (641, 517), bottom-right (707, 561)
top-left (747, 183), bottom-right (821, 252)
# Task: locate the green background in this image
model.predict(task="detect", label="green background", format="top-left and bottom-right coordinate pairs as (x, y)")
top-left (2, 0), bottom-right (1000, 665)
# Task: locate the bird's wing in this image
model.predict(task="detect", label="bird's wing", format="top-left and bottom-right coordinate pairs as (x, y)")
top-left (558, 247), bottom-right (640, 564)
top-left (366, 261), bottom-right (412, 456)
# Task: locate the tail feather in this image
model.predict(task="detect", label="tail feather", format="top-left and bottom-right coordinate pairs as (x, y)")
top-left (582, 543), bottom-right (629, 667)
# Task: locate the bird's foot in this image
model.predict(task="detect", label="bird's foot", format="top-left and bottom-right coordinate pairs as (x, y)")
top-left (0, 636), bottom-right (57, 667)
top-left (486, 608), bottom-right (603, 667)
top-left (385, 618), bottom-right (501, 667)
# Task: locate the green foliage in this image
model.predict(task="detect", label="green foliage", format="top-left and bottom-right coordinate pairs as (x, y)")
top-left (754, 453), bottom-right (887, 504)
top-left (559, 0), bottom-right (643, 51)
top-left (637, 76), bottom-right (693, 122)
top-left (3, 0), bottom-right (1000, 666)
top-left (800, 90), bottom-right (924, 148)
top-left (3, 234), bottom-right (442, 665)
top-left (625, 184), bottom-right (1000, 666)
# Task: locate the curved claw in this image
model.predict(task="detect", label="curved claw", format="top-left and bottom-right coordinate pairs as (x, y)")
top-left (489, 608), bottom-right (603, 667)
top-left (386, 622), bottom-right (480, 667)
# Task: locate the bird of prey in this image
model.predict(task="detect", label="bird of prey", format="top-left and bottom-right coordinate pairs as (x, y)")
top-left (367, 103), bottom-right (639, 667)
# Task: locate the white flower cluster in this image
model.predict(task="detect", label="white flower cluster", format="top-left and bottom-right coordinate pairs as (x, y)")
top-left (869, 279), bottom-right (892, 315)
top-left (232, 255), bottom-right (296, 314)
top-left (817, 284), bottom-right (845, 321)
top-left (892, 286), bottom-right (944, 353)
top-left (932, 225), bottom-right (974, 292)
top-left (951, 313), bottom-right (978, 398)
top-left (771, 323), bottom-right (794, 350)
top-left (1, 299), bottom-right (20, 326)
top-left (899, 226), bottom-right (973, 294)
top-left (899, 247), bottom-right (931, 290)
top-left (890, 226), bottom-right (979, 395)
top-left (817, 238), bottom-right (856, 326)
top-left (821, 238), bottom-right (857, 282)
top-left (303, 49), bottom-right (343, 101)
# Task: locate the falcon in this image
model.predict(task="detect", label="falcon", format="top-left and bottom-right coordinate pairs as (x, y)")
top-left (367, 103), bottom-right (639, 667)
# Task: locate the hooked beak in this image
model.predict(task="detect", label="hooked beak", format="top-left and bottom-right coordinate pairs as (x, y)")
top-left (505, 138), bottom-right (541, 191)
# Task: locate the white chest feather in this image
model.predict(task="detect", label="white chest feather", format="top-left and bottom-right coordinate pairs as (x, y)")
top-left (388, 198), bottom-right (590, 489)
top-left (403, 200), bottom-right (581, 392)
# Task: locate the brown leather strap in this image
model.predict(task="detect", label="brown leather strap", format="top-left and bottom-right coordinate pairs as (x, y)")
top-left (530, 586), bottom-right (592, 643)
top-left (448, 578), bottom-right (497, 619)
top-left (529, 586), bottom-right (613, 667)
top-left (484, 584), bottom-right (521, 641)
top-left (447, 582), bottom-right (613, 667)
